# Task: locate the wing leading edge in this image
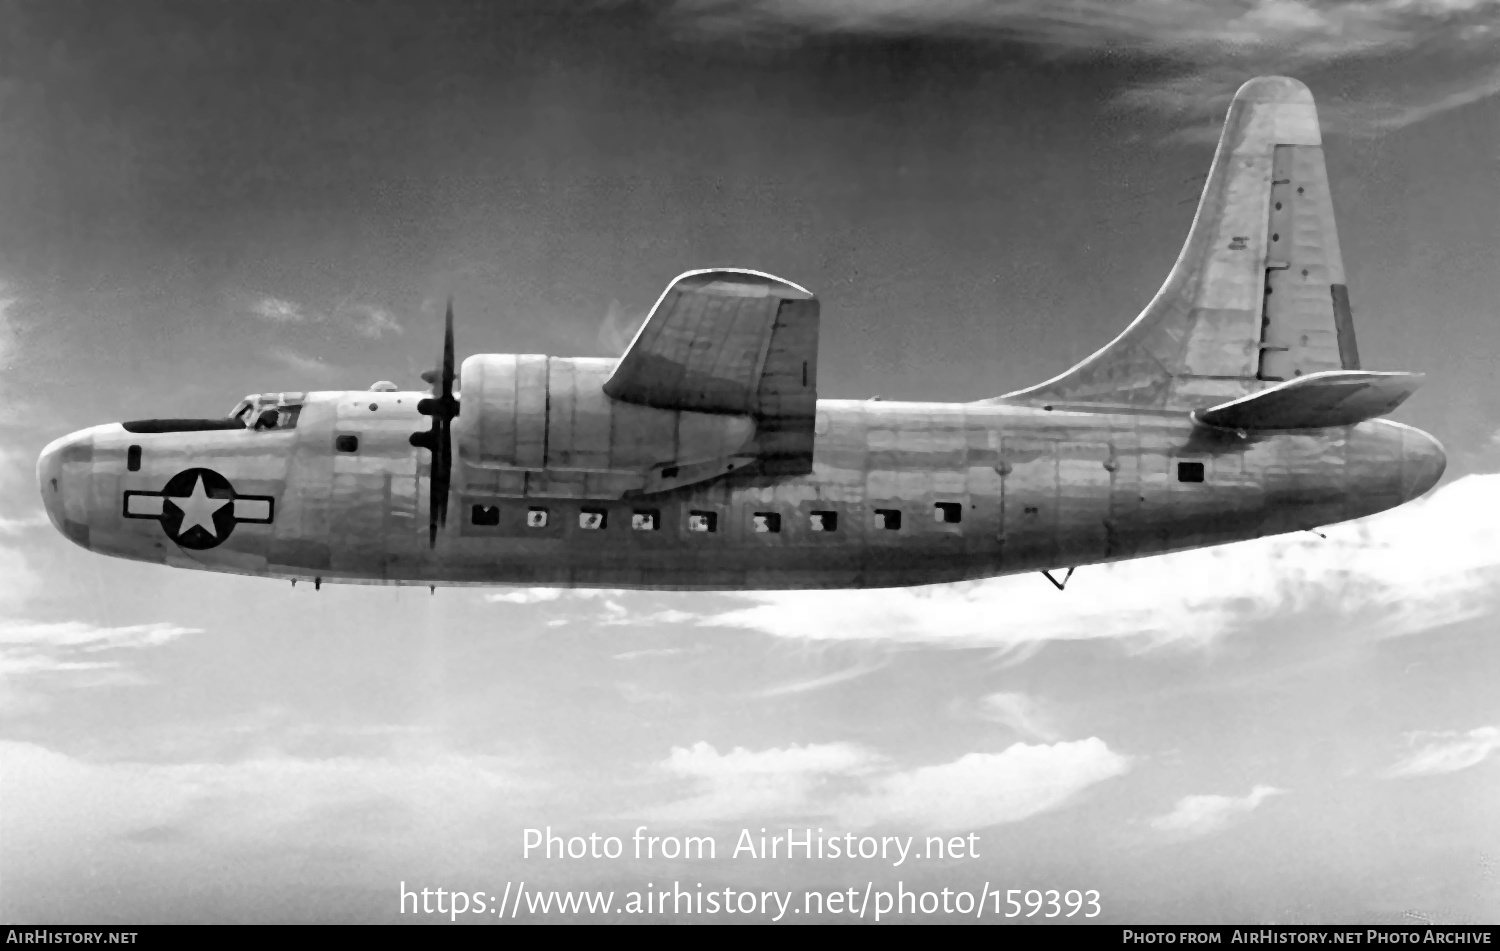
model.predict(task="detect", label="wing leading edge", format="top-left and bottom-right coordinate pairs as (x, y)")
top-left (604, 269), bottom-right (820, 475)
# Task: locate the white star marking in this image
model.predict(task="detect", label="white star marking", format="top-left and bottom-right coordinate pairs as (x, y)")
top-left (168, 474), bottom-right (229, 538)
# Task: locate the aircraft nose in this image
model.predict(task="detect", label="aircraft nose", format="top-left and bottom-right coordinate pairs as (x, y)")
top-left (37, 430), bottom-right (93, 549)
top-left (1401, 427), bottom-right (1446, 501)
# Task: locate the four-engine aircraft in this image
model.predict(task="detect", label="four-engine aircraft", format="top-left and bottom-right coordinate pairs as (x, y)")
top-left (38, 76), bottom-right (1445, 591)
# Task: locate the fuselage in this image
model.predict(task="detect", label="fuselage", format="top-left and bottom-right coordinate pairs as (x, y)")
top-left (37, 391), bottom-right (1445, 590)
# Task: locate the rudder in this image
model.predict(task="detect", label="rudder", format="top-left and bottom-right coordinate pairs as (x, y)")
top-left (1000, 76), bottom-right (1361, 410)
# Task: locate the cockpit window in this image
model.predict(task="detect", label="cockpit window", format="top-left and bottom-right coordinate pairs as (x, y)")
top-left (228, 400), bottom-right (254, 424)
top-left (238, 393), bottom-right (305, 432)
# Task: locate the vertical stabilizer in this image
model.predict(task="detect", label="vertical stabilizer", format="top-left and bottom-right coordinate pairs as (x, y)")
top-left (1001, 76), bottom-right (1361, 410)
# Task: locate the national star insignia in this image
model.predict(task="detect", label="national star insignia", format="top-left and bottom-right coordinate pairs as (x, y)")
top-left (168, 473), bottom-right (229, 538)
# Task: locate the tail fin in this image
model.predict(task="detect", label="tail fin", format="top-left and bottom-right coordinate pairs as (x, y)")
top-left (1001, 76), bottom-right (1363, 411)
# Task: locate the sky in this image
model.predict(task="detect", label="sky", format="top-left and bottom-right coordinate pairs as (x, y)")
top-left (2, 0), bottom-right (1499, 925)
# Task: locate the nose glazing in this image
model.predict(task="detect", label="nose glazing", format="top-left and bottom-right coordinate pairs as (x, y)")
top-left (1402, 427), bottom-right (1446, 501)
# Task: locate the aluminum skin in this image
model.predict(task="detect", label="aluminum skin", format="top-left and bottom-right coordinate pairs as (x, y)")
top-left (38, 76), bottom-right (1445, 591)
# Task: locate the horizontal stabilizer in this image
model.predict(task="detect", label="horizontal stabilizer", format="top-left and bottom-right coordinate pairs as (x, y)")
top-left (1191, 370), bottom-right (1423, 431)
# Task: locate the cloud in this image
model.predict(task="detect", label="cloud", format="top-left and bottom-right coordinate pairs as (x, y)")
top-left (753, 658), bottom-right (887, 697)
top-left (0, 620), bottom-right (200, 651)
top-left (647, 737), bottom-right (1128, 831)
top-left (0, 738), bottom-right (533, 911)
top-left (485, 587), bottom-right (567, 604)
top-left (704, 473), bottom-right (1500, 651)
top-left (268, 348), bottom-right (339, 376)
top-left (648, 740), bottom-right (881, 821)
top-left (0, 620), bottom-right (202, 711)
top-left (335, 302), bottom-right (403, 339)
top-left (0, 280), bottom-right (18, 365)
top-left (247, 295), bottom-right (403, 339)
top-left (1386, 726), bottom-right (1500, 778)
top-left (973, 691), bottom-right (1060, 741)
top-left (0, 513), bottom-right (49, 534)
top-left (1150, 784), bottom-right (1285, 837)
top-left (597, 299), bottom-right (649, 356)
top-left (666, 0), bottom-right (1500, 133)
top-left (249, 296), bottom-right (307, 323)
top-left (842, 739), bottom-right (1130, 831)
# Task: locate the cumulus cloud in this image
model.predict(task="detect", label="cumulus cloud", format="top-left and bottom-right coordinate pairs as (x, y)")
top-left (1150, 784), bottom-right (1285, 837)
top-left (485, 587), bottom-right (567, 604)
top-left (1386, 726), bottom-right (1500, 779)
top-left (0, 738), bottom-right (532, 914)
top-left (647, 737), bottom-right (1128, 830)
top-left (647, 741), bottom-right (881, 821)
top-left (667, 0), bottom-right (1500, 133)
top-left (842, 738), bottom-right (1130, 830)
top-left (704, 473), bottom-right (1500, 651)
top-left (484, 588), bottom-right (629, 605)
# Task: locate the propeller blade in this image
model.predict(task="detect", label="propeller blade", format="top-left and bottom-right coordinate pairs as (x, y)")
top-left (442, 298), bottom-right (455, 403)
top-left (410, 297), bottom-right (460, 548)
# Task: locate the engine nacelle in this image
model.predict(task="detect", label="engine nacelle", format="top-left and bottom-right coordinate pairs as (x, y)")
top-left (455, 354), bottom-right (758, 499)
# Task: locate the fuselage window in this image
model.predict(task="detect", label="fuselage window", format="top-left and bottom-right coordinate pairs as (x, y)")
top-left (471, 504), bottom-right (500, 526)
top-left (335, 435), bottom-right (358, 453)
top-left (874, 508), bottom-right (902, 530)
top-left (752, 512), bottom-right (781, 534)
top-left (687, 511), bottom-right (717, 533)
top-left (632, 510), bottom-right (659, 531)
top-left (127, 445), bottom-right (141, 472)
top-left (1177, 461), bottom-right (1206, 483)
top-left (527, 508), bottom-right (549, 528)
top-left (934, 502), bottom-right (962, 524)
top-left (579, 508), bottom-right (608, 530)
top-left (809, 510), bottom-right (837, 532)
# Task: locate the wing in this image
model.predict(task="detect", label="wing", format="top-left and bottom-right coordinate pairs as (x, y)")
top-left (603, 269), bottom-right (820, 474)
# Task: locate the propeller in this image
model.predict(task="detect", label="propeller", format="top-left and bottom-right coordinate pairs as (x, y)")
top-left (409, 299), bottom-right (459, 547)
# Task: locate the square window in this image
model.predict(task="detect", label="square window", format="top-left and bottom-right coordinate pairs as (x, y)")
top-left (579, 508), bottom-right (607, 530)
top-left (1177, 461), bottom-right (1205, 483)
top-left (335, 434), bottom-right (358, 453)
top-left (631, 510), bottom-right (658, 531)
top-left (934, 502), bottom-right (962, 524)
top-left (526, 507), bottom-right (549, 528)
top-left (127, 445), bottom-right (141, 472)
top-left (752, 512), bottom-right (781, 534)
top-left (471, 504), bottom-right (500, 526)
top-left (809, 510), bottom-right (837, 532)
top-left (687, 511), bottom-right (717, 533)
top-left (874, 508), bottom-right (902, 530)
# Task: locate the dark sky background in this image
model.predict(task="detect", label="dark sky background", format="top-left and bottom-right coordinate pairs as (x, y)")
top-left (2, 0), bottom-right (1498, 925)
